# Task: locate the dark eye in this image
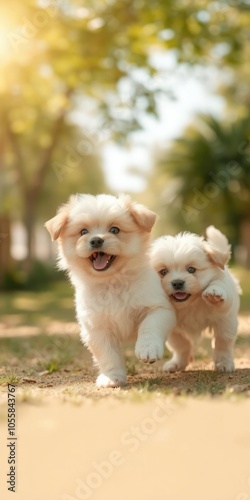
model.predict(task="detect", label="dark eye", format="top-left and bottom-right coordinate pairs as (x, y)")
top-left (160, 269), bottom-right (168, 276)
top-left (109, 226), bottom-right (120, 234)
top-left (81, 229), bottom-right (89, 236)
top-left (187, 266), bottom-right (196, 274)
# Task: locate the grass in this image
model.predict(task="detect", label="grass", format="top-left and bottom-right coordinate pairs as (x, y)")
top-left (0, 372), bottom-right (20, 385)
top-left (0, 333), bottom-right (84, 383)
top-left (1, 281), bottom-right (75, 327)
top-left (0, 267), bottom-right (250, 400)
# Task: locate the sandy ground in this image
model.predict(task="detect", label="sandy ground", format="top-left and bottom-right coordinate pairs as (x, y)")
top-left (0, 313), bottom-right (250, 500)
top-left (1, 315), bottom-right (250, 398)
top-left (0, 397), bottom-right (250, 500)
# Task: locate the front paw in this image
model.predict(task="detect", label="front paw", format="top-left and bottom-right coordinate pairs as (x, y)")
top-left (135, 338), bottom-right (164, 363)
top-left (214, 359), bottom-right (235, 373)
top-left (96, 373), bottom-right (126, 388)
top-left (202, 286), bottom-right (226, 305)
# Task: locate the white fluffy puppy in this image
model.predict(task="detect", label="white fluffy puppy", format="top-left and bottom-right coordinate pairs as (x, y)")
top-left (151, 226), bottom-right (241, 373)
top-left (45, 194), bottom-right (176, 387)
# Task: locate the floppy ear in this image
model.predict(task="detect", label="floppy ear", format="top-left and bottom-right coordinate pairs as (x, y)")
top-left (203, 225), bottom-right (231, 269)
top-left (45, 209), bottom-right (68, 241)
top-left (203, 243), bottom-right (229, 270)
top-left (45, 195), bottom-right (79, 241)
top-left (126, 197), bottom-right (157, 232)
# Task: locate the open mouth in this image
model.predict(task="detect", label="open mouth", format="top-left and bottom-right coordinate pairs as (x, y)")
top-left (90, 252), bottom-right (116, 271)
top-left (171, 292), bottom-right (191, 302)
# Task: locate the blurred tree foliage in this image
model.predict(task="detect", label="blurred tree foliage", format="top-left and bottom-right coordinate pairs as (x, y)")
top-left (151, 115), bottom-right (250, 265)
top-left (0, 0), bottom-right (249, 269)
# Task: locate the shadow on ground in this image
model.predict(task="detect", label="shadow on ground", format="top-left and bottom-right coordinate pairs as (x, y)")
top-left (0, 332), bottom-right (250, 398)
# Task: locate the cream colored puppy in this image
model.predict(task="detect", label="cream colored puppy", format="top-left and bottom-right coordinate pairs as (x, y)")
top-left (151, 226), bottom-right (241, 373)
top-left (45, 194), bottom-right (176, 387)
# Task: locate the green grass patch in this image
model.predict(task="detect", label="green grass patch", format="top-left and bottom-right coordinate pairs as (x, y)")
top-left (0, 281), bottom-right (75, 327)
top-left (0, 372), bottom-right (20, 386)
top-left (0, 333), bottom-right (85, 383)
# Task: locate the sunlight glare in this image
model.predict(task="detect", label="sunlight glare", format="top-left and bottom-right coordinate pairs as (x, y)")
top-left (0, 18), bottom-right (16, 64)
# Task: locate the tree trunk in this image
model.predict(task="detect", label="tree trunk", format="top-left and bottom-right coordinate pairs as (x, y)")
top-left (24, 204), bottom-right (35, 273)
top-left (4, 89), bottom-right (72, 275)
top-left (23, 190), bottom-right (45, 273)
top-left (0, 215), bottom-right (12, 287)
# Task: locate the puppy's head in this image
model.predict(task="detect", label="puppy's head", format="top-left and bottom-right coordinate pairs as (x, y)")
top-left (151, 227), bottom-right (230, 308)
top-left (45, 193), bottom-right (156, 279)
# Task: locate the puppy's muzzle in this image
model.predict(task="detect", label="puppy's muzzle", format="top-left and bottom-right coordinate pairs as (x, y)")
top-left (90, 237), bottom-right (104, 249)
top-left (89, 236), bottom-right (116, 272)
top-left (171, 279), bottom-right (185, 290)
top-left (171, 279), bottom-right (190, 302)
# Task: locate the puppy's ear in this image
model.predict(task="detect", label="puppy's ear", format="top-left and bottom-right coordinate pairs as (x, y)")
top-left (45, 195), bottom-right (79, 241)
top-left (203, 226), bottom-right (231, 270)
top-left (121, 195), bottom-right (157, 232)
top-left (203, 244), bottom-right (228, 269)
top-left (45, 207), bottom-right (68, 241)
top-left (131, 204), bottom-right (157, 232)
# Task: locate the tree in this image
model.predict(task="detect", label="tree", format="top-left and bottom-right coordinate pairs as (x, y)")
top-left (1, 0), bottom-right (250, 271)
top-left (152, 114), bottom-right (250, 265)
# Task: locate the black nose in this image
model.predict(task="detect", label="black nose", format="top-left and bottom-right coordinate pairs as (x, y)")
top-left (90, 237), bottom-right (104, 249)
top-left (171, 279), bottom-right (185, 290)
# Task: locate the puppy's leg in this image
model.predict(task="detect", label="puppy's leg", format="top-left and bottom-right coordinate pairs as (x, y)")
top-left (87, 333), bottom-right (126, 388)
top-left (135, 307), bottom-right (176, 363)
top-left (213, 317), bottom-right (237, 372)
top-left (163, 329), bottom-right (193, 372)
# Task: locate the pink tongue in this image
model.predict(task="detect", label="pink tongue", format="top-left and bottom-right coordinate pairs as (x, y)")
top-left (175, 292), bottom-right (188, 299)
top-left (93, 253), bottom-right (110, 270)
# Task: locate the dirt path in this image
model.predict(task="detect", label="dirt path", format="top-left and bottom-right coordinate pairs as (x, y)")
top-left (0, 315), bottom-right (250, 399)
top-left (0, 397), bottom-right (250, 500)
top-left (1, 314), bottom-right (250, 500)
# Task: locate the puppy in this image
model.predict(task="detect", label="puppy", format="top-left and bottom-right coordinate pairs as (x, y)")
top-left (151, 226), bottom-right (241, 372)
top-left (45, 194), bottom-right (176, 387)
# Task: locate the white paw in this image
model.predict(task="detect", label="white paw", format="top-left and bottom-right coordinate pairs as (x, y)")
top-left (96, 373), bottom-right (126, 388)
top-left (202, 286), bottom-right (226, 305)
top-left (214, 359), bottom-right (235, 373)
top-left (135, 338), bottom-right (164, 363)
top-left (163, 357), bottom-right (188, 372)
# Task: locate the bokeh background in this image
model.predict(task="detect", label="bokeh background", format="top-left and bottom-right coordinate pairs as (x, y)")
top-left (0, 0), bottom-right (250, 289)
top-left (0, 0), bottom-right (250, 355)
top-left (1, 0), bottom-right (250, 290)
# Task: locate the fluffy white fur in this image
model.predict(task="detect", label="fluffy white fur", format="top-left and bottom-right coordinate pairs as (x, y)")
top-left (151, 226), bottom-right (241, 373)
top-left (45, 194), bottom-right (176, 388)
